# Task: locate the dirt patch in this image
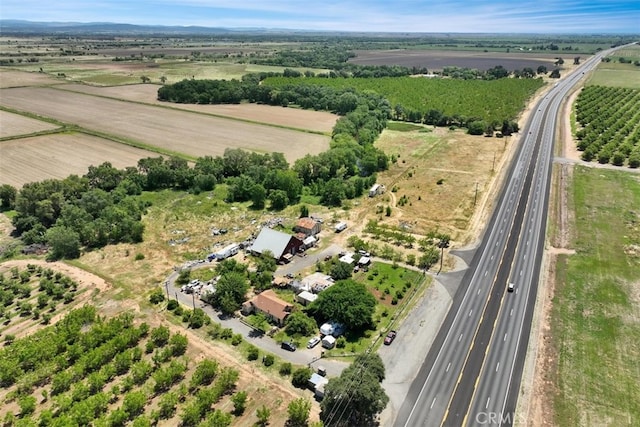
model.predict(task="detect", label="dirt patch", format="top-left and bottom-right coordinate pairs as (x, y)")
top-left (0, 86), bottom-right (330, 164)
top-left (0, 69), bottom-right (64, 88)
top-left (0, 133), bottom-right (159, 188)
top-left (0, 110), bottom-right (60, 139)
top-left (60, 83), bottom-right (338, 134)
top-left (0, 259), bottom-right (111, 339)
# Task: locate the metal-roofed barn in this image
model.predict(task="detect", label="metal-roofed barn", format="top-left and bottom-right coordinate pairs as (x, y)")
top-left (249, 227), bottom-right (303, 263)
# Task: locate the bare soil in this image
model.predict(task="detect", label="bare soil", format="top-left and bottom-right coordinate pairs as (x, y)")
top-left (0, 86), bottom-right (330, 164)
top-left (59, 83), bottom-right (338, 134)
top-left (0, 110), bottom-right (60, 139)
top-left (0, 133), bottom-right (159, 188)
top-left (0, 69), bottom-right (64, 88)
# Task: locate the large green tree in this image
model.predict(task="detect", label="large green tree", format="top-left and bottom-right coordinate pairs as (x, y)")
top-left (211, 272), bottom-right (249, 315)
top-left (320, 354), bottom-right (389, 426)
top-left (307, 280), bottom-right (376, 332)
top-left (287, 397), bottom-right (312, 427)
top-left (46, 226), bottom-right (81, 260)
top-left (285, 311), bottom-right (318, 336)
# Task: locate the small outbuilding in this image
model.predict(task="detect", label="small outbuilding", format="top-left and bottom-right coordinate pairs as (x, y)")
top-left (295, 217), bottom-right (322, 237)
top-left (321, 335), bottom-right (336, 349)
top-left (296, 290), bottom-right (318, 306)
top-left (308, 373), bottom-right (329, 396)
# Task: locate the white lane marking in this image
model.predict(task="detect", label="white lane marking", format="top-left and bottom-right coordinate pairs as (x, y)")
top-left (486, 397), bottom-right (491, 409)
top-left (478, 288), bottom-right (482, 295)
top-left (458, 334), bottom-right (463, 342)
top-left (496, 362), bottom-right (500, 372)
top-left (431, 397), bottom-right (437, 409)
top-left (446, 362), bottom-right (451, 372)
top-left (510, 309), bottom-right (514, 317)
top-left (469, 310), bottom-right (473, 317)
top-left (503, 333), bottom-right (507, 342)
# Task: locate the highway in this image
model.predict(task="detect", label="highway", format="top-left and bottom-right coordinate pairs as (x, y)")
top-left (394, 47), bottom-right (618, 427)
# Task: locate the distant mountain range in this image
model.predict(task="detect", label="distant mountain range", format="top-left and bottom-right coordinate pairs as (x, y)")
top-left (0, 20), bottom-right (306, 36)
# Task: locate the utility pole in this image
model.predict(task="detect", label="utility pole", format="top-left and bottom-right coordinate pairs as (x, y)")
top-left (164, 281), bottom-right (169, 299)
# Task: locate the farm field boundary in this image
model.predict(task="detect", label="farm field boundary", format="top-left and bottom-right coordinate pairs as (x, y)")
top-left (57, 83), bottom-right (338, 135)
top-left (0, 133), bottom-right (160, 188)
top-left (0, 86), bottom-right (331, 164)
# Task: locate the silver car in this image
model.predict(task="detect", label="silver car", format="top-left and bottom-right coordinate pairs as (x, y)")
top-left (307, 336), bottom-right (321, 349)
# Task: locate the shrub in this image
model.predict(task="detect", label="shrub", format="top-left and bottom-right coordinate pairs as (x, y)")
top-left (231, 334), bottom-right (243, 346)
top-left (263, 354), bottom-right (275, 367)
top-left (291, 368), bottom-right (312, 388)
top-left (173, 304), bottom-right (183, 316)
top-left (247, 345), bottom-right (259, 361)
top-left (149, 288), bottom-right (165, 304)
top-left (135, 253), bottom-right (145, 260)
top-left (167, 299), bottom-right (179, 310)
top-left (336, 336), bottom-right (346, 348)
top-left (279, 362), bottom-right (292, 376)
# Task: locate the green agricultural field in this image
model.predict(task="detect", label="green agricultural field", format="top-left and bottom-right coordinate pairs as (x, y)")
top-left (552, 167), bottom-right (640, 426)
top-left (264, 76), bottom-right (545, 125)
top-left (586, 62), bottom-right (640, 89)
top-left (586, 45), bottom-right (640, 89)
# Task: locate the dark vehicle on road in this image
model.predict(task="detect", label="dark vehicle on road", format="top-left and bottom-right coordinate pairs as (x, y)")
top-left (281, 341), bottom-right (296, 352)
top-left (384, 330), bottom-right (397, 345)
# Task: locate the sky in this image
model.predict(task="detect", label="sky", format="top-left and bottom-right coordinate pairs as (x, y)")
top-left (1, 0), bottom-right (639, 34)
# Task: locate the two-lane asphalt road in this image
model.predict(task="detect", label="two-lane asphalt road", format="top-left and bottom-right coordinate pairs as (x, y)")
top-left (394, 46), bottom-right (622, 427)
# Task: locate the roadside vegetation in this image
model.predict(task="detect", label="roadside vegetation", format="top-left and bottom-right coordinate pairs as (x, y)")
top-left (552, 167), bottom-right (640, 425)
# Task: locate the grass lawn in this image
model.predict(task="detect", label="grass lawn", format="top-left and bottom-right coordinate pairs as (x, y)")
top-left (552, 166), bottom-right (640, 426)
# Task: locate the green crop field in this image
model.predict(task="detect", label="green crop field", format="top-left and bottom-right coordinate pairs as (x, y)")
top-left (264, 76), bottom-right (545, 125)
top-left (552, 167), bottom-right (640, 426)
top-left (586, 45), bottom-right (640, 89)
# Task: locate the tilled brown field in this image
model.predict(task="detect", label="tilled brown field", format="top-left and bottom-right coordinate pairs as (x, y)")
top-left (0, 110), bottom-right (60, 138)
top-left (0, 133), bottom-right (158, 187)
top-left (0, 69), bottom-right (63, 88)
top-left (0, 86), bottom-right (331, 163)
top-left (59, 83), bottom-right (338, 133)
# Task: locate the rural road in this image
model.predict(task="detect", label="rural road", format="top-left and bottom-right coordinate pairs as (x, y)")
top-left (165, 245), bottom-right (350, 378)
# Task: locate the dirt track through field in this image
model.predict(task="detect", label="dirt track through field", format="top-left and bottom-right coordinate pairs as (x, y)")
top-left (0, 86), bottom-right (330, 163)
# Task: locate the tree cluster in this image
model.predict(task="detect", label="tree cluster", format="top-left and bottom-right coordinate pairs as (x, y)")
top-left (320, 353), bottom-right (389, 426)
top-left (306, 279), bottom-right (377, 333)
